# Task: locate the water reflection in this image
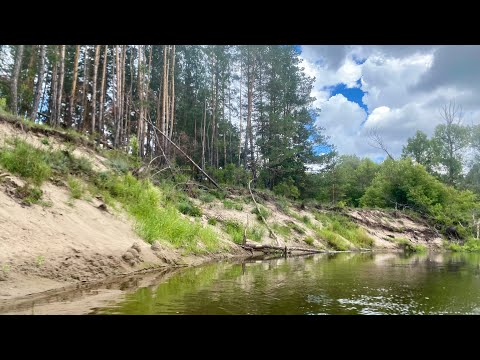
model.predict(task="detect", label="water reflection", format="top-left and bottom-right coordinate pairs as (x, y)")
top-left (93, 252), bottom-right (480, 315)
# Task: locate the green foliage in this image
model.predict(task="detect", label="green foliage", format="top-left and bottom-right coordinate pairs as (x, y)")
top-left (223, 199), bottom-right (243, 211)
top-left (360, 158), bottom-right (479, 237)
top-left (128, 135), bottom-right (139, 158)
top-left (251, 205), bottom-right (270, 221)
top-left (273, 178), bottom-right (300, 200)
top-left (287, 221), bottom-right (306, 235)
top-left (304, 236), bottom-right (314, 246)
top-left (395, 238), bottom-right (427, 253)
top-left (247, 226), bottom-right (265, 242)
top-left (302, 215), bottom-right (311, 225)
top-left (314, 212), bottom-right (374, 248)
top-left (223, 220), bottom-right (244, 244)
top-left (0, 97), bottom-right (7, 112)
top-left (402, 130), bottom-right (436, 173)
top-left (207, 218), bottom-right (218, 226)
top-left (276, 197), bottom-right (290, 213)
top-left (272, 222), bottom-right (292, 237)
top-left (41, 138), bottom-right (50, 146)
top-left (35, 255), bottom-right (45, 267)
top-left (317, 228), bottom-right (350, 251)
top-left (198, 191), bottom-right (216, 203)
top-left (67, 176), bottom-right (84, 199)
top-left (94, 173), bottom-right (220, 253)
top-left (17, 184), bottom-right (43, 205)
top-left (0, 139), bottom-right (51, 185)
top-left (177, 200), bottom-right (202, 217)
top-left (447, 238), bottom-right (480, 252)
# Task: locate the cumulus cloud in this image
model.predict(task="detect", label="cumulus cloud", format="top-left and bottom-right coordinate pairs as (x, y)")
top-left (301, 45), bottom-right (480, 160)
top-left (315, 94), bottom-right (367, 155)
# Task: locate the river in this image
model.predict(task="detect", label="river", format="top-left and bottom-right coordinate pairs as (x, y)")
top-left (92, 251), bottom-right (480, 315)
top-left (4, 251), bottom-right (480, 315)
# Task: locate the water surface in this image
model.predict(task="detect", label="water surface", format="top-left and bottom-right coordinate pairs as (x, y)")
top-left (93, 252), bottom-right (480, 315)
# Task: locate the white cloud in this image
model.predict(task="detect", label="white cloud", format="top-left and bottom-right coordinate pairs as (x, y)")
top-left (315, 94), bottom-right (368, 155)
top-left (301, 45), bottom-right (480, 160)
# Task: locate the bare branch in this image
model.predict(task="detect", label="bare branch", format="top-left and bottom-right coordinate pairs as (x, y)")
top-left (367, 127), bottom-right (395, 160)
top-left (439, 100), bottom-right (463, 126)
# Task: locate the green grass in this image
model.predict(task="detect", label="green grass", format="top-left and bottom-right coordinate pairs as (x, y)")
top-left (304, 236), bottom-right (314, 246)
top-left (16, 184), bottom-right (43, 205)
top-left (207, 218), bottom-right (218, 226)
top-left (314, 212), bottom-right (374, 248)
top-left (247, 226), bottom-right (265, 242)
top-left (0, 139), bottom-right (51, 185)
top-left (276, 197), bottom-right (290, 213)
top-left (395, 238), bottom-right (427, 253)
top-left (67, 176), bottom-right (84, 199)
top-left (316, 228), bottom-right (351, 251)
top-left (94, 173), bottom-right (221, 254)
top-left (288, 221), bottom-right (306, 235)
top-left (198, 191), bottom-right (216, 203)
top-left (447, 238), bottom-right (480, 252)
top-left (223, 199), bottom-right (243, 211)
top-left (0, 135), bottom-right (225, 254)
top-left (272, 222), bottom-right (292, 237)
top-left (223, 220), bottom-right (244, 244)
top-left (251, 205), bottom-right (270, 221)
top-left (177, 200), bottom-right (202, 217)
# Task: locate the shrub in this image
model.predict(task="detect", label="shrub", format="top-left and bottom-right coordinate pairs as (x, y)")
top-left (223, 220), bottom-right (244, 244)
top-left (251, 205), bottom-right (270, 221)
top-left (67, 176), bottom-right (84, 199)
top-left (0, 139), bottom-right (51, 185)
top-left (177, 200), bottom-right (202, 217)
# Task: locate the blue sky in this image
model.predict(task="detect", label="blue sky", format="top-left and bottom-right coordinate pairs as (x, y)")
top-left (299, 45), bottom-right (480, 161)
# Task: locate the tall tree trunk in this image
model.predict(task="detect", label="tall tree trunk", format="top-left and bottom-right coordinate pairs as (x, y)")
top-left (161, 45), bottom-right (168, 149)
top-left (113, 45), bottom-right (120, 146)
top-left (201, 97), bottom-right (207, 170)
top-left (10, 45), bottom-right (24, 115)
top-left (137, 45), bottom-right (146, 157)
top-left (98, 45), bottom-right (108, 141)
top-left (50, 46), bottom-right (59, 126)
top-left (30, 45), bottom-right (46, 121)
top-left (246, 49), bottom-right (256, 178)
top-left (238, 60), bottom-right (242, 167)
top-left (55, 45), bottom-right (66, 126)
top-left (68, 45), bottom-right (80, 127)
top-left (91, 45), bottom-right (100, 134)
top-left (81, 46), bottom-right (89, 131)
top-left (168, 45), bottom-right (175, 141)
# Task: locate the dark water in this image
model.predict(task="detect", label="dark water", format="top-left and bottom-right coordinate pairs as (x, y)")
top-left (93, 252), bottom-right (480, 315)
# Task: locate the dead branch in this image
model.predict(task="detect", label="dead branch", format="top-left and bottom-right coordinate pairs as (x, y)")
top-left (367, 127), bottom-right (394, 160)
top-left (248, 179), bottom-right (280, 246)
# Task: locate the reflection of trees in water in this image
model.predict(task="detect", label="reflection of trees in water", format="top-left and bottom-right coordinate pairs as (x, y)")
top-left (96, 252), bottom-right (480, 314)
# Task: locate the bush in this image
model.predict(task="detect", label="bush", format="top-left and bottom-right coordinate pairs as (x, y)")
top-left (16, 184), bottom-right (43, 205)
top-left (251, 205), bottom-right (270, 221)
top-left (447, 238), bottom-right (480, 252)
top-left (0, 139), bottom-right (51, 185)
top-left (304, 236), bottom-right (314, 246)
top-left (314, 212), bottom-right (374, 248)
top-left (223, 220), bottom-right (244, 244)
top-left (178, 200), bottom-right (202, 217)
top-left (207, 218), bottom-right (218, 226)
top-left (247, 226), bottom-right (265, 242)
top-left (360, 158), bottom-right (479, 238)
top-left (395, 238), bottom-right (426, 253)
top-left (273, 178), bottom-right (300, 200)
top-left (317, 228), bottom-right (350, 251)
top-left (67, 176), bottom-right (84, 199)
